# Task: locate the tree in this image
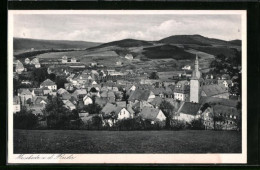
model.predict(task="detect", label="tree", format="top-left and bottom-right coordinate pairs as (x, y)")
top-left (54, 76), bottom-right (68, 89)
top-left (83, 103), bottom-right (102, 115)
top-left (43, 97), bottom-right (73, 129)
top-left (14, 106), bottom-right (38, 129)
top-left (91, 115), bottom-right (103, 130)
top-left (149, 72), bottom-right (159, 79)
top-left (159, 100), bottom-right (175, 129)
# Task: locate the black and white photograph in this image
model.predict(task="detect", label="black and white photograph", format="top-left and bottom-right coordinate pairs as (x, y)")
top-left (8, 10), bottom-right (247, 164)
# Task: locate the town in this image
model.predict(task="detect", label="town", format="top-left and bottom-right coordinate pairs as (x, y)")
top-left (13, 52), bottom-right (241, 131)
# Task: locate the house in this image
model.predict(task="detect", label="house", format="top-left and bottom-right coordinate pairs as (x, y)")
top-left (61, 91), bottom-right (71, 100)
top-left (116, 107), bottom-right (132, 120)
top-left (21, 80), bottom-right (32, 85)
top-left (107, 91), bottom-right (116, 103)
top-left (132, 100), bottom-right (154, 112)
top-left (116, 61), bottom-right (123, 66)
top-left (24, 58), bottom-right (30, 64)
top-left (18, 89), bottom-right (33, 105)
top-left (101, 103), bottom-right (117, 115)
top-left (69, 96), bottom-right (78, 105)
top-left (16, 61), bottom-right (24, 74)
top-left (139, 107), bottom-right (166, 124)
top-left (128, 89), bottom-right (155, 103)
top-left (72, 89), bottom-right (87, 99)
top-left (30, 58), bottom-right (39, 65)
top-left (201, 103), bottom-right (240, 130)
top-left (218, 80), bottom-right (233, 88)
top-left (151, 88), bottom-right (166, 98)
top-left (64, 83), bottom-right (74, 91)
top-left (63, 100), bottom-right (76, 111)
top-left (13, 96), bottom-right (21, 113)
top-left (62, 56), bottom-right (68, 63)
top-left (33, 96), bottom-right (48, 106)
top-left (182, 65), bottom-right (191, 70)
top-left (79, 112), bottom-right (89, 118)
top-left (83, 95), bottom-right (93, 105)
top-left (32, 89), bottom-right (44, 96)
top-left (176, 102), bottom-right (201, 122)
top-left (35, 63), bottom-right (41, 68)
top-left (116, 101), bottom-right (127, 108)
top-left (88, 87), bottom-right (101, 98)
top-left (42, 87), bottom-right (51, 95)
top-left (57, 88), bottom-right (68, 95)
top-left (90, 62), bottom-right (97, 67)
top-left (71, 57), bottom-right (77, 63)
top-left (149, 96), bottom-right (163, 108)
top-left (40, 79), bottom-right (57, 90)
top-left (95, 97), bottom-right (108, 107)
top-left (125, 54), bottom-right (134, 60)
top-left (201, 84), bottom-right (229, 99)
top-left (174, 80), bottom-right (190, 101)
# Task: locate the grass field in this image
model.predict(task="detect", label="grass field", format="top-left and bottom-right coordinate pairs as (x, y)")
top-left (14, 130), bottom-right (241, 153)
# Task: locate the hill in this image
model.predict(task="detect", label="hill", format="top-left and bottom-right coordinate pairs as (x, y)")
top-left (13, 37), bottom-right (101, 52)
top-left (92, 39), bottom-right (153, 49)
top-left (143, 44), bottom-right (195, 60)
top-left (228, 40), bottom-right (242, 46)
top-left (158, 34), bottom-right (234, 46)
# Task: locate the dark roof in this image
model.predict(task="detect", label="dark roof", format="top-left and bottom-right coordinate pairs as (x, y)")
top-left (128, 89), bottom-right (152, 102)
top-left (150, 97), bottom-right (163, 106)
top-left (178, 102), bottom-right (201, 116)
top-left (201, 84), bottom-right (228, 97)
top-left (40, 79), bottom-right (56, 86)
top-left (101, 103), bottom-right (117, 115)
top-left (139, 107), bottom-right (163, 121)
top-left (213, 105), bottom-right (240, 117)
top-left (200, 96), bottom-right (238, 108)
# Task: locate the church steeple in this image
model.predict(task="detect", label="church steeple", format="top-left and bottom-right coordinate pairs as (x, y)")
top-left (191, 54), bottom-right (201, 79)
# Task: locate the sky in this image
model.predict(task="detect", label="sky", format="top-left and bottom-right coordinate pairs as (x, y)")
top-left (13, 14), bottom-right (242, 42)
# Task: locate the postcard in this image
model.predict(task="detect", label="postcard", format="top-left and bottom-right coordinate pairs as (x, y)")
top-left (8, 10), bottom-right (247, 164)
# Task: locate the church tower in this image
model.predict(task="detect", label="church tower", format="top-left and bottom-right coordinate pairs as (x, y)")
top-left (190, 54), bottom-right (201, 103)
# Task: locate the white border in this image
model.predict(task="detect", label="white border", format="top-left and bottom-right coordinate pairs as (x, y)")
top-left (8, 10), bottom-right (247, 164)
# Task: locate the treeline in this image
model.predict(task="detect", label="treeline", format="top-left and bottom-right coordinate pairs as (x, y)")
top-left (14, 49), bottom-right (78, 60)
top-left (14, 97), bottom-right (206, 131)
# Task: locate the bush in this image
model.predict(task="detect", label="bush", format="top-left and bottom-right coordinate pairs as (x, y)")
top-left (170, 120), bottom-right (186, 130)
top-left (190, 118), bottom-right (205, 130)
top-left (14, 108), bottom-right (38, 129)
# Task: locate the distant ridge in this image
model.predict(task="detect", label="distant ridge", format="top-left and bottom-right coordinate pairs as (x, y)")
top-left (158, 34), bottom-right (240, 46)
top-left (14, 37), bottom-right (101, 51)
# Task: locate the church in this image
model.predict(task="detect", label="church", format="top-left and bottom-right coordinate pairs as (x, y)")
top-left (189, 54), bottom-right (229, 103)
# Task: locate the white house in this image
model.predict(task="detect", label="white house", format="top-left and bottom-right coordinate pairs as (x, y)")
top-left (83, 96), bottom-right (93, 105)
top-left (13, 96), bottom-right (21, 113)
top-left (139, 107), bottom-right (166, 124)
top-left (116, 107), bottom-right (132, 120)
top-left (40, 79), bottom-right (57, 90)
top-left (176, 102), bottom-right (201, 122)
top-left (24, 58), bottom-right (30, 64)
top-left (125, 54), bottom-right (134, 60)
top-left (182, 65), bottom-right (191, 70)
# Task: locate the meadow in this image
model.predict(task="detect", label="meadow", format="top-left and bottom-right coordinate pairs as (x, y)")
top-left (14, 130), bottom-right (241, 153)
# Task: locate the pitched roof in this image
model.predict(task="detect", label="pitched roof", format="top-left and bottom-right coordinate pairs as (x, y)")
top-left (151, 88), bottom-right (166, 95)
top-left (178, 102), bottom-right (201, 116)
top-left (101, 103), bottom-right (117, 115)
top-left (139, 107), bottom-right (163, 121)
top-left (150, 97), bottom-right (163, 106)
top-left (40, 79), bottom-right (56, 86)
top-left (95, 97), bottom-right (108, 107)
top-left (200, 96), bottom-right (238, 108)
top-left (57, 88), bottom-right (68, 95)
top-left (19, 89), bottom-right (32, 95)
top-left (128, 89), bottom-right (152, 102)
top-left (213, 104), bottom-right (240, 117)
top-left (201, 84), bottom-right (228, 97)
top-left (73, 89), bottom-right (87, 96)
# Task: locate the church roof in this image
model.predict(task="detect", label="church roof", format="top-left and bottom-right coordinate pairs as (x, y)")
top-left (201, 84), bottom-right (228, 97)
